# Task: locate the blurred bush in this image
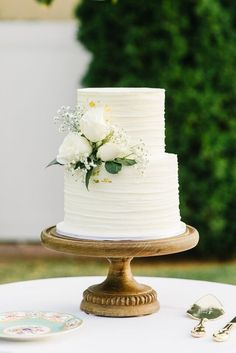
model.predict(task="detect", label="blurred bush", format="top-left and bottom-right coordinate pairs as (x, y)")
top-left (36, 0), bottom-right (236, 258)
top-left (75, 0), bottom-right (236, 258)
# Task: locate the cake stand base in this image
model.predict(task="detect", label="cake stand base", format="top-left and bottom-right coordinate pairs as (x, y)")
top-left (81, 257), bottom-right (159, 317)
top-left (41, 225), bottom-right (199, 317)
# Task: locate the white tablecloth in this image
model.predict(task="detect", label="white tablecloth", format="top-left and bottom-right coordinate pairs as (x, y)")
top-left (0, 276), bottom-right (235, 353)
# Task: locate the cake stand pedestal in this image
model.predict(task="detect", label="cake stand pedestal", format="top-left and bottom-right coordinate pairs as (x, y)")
top-left (41, 225), bottom-right (199, 317)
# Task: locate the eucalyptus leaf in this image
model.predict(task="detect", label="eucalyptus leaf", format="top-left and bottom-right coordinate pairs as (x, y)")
top-left (85, 168), bottom-right (94, 190)
top-left (101, 130), bottom-right (114, 144)
top-left (46, 158), bottom-right (62, 168)
top-left (115, 158), bottom-right (137, 166)
top-left (105, 161), bottom-right (122, 174)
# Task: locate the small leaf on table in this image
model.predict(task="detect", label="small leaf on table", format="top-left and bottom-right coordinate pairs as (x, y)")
top-left (36, 0), bottom-right (54, 5)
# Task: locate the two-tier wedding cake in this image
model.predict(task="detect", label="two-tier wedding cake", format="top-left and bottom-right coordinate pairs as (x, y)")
top-left (52, 88), bottom-right (186, 240)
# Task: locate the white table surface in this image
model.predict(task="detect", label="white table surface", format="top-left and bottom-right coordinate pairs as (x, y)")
top-left (0, 276), bottom-right (235, 353)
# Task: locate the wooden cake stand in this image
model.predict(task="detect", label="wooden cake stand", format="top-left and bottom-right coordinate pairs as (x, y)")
top-left (41, 225), bottom-right (199, 317)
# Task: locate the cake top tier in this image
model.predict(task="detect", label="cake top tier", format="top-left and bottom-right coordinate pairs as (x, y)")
top-left (77, 87), bottom-right (164, 94)
top-left (77, 87), bottom-right (165, 156)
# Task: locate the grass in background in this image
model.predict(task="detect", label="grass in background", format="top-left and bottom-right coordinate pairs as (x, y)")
top-left (0, 257), bottom-right (235, 285)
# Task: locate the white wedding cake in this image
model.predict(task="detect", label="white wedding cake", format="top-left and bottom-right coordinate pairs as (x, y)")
top-left (56, 88), bottom-right (186, 240)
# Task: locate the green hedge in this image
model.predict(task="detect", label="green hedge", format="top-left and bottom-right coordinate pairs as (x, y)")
top-left (75, 0), bottom-right (236, 258)
top-left (36, 0), bottom-right (236, 258)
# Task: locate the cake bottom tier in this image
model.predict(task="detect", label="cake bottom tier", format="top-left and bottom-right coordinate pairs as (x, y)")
top-left (57, 153), bottom-right (186, 240)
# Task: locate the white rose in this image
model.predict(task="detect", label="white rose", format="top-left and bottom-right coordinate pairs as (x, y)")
top-left (80, 107), bottom-right (110, 142)
top-left (56, 132), bottom-right (92, 165)
top-left (97, 142), bottom-right (124, 161)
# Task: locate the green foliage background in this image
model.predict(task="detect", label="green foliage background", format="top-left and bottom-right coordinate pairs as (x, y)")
top-left (37, 0), bottom-right (236, 258)
top-left (75, 0), bottom-right (236, 258)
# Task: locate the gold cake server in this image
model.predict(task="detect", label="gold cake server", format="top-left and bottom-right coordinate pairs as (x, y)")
top-left (213, 316), bottom-right (236, 342)
top-left (187, 294), bottom-right (224, 338)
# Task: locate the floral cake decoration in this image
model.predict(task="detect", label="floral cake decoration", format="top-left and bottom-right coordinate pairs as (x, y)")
top-left (47, 100), bottom-right (148, 189)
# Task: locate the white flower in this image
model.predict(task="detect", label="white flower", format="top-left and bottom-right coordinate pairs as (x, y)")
top-left (56, 132), bottom-right (92, 165)
top-left (80, 107), bottom-right (110, 142)
top-left (97, 142), bottom-right (125, 161)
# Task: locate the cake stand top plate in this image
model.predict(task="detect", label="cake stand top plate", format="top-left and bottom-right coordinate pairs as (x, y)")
top-left (41, 225), bottom-right (199, 258)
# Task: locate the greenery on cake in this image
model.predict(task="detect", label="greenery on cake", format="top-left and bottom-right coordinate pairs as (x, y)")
top-left (48, 102), bottom-right (148, 189)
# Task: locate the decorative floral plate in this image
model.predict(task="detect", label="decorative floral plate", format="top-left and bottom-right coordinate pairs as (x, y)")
top-left (0, 311), bottom-right (83, 341)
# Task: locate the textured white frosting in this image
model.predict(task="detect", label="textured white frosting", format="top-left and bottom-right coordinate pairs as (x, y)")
top-left (77, 88), bottom-right (165, 157)
top-left (57, 88), bottom-right (186, 240)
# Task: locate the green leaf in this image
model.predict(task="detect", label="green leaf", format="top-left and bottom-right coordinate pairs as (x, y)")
top-left (74, 161), bottom-right (85, 170)
top-left (105, 161), bottom-right (122, 174)
top-left (36, 0), bottom-right (54, 5)
top-left (85, 168), bottom-right (94, 190)
top-left (115, 158), bottom-right (137, 166)
top-left (46, 158), bottom-right (62, 168)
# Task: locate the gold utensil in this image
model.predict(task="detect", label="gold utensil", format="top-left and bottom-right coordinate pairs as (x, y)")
top-left (213, 316), bottom-right (236, 342)
top-left (187, 294), bottom-right (224, 338)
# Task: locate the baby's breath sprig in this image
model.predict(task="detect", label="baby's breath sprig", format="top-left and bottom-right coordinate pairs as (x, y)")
top-left (110, 125), bottom-right (131, 147)
top-left (130, 140), bottom-right (149, 174)
top-left (53, 105), bottom-right (85, 133)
